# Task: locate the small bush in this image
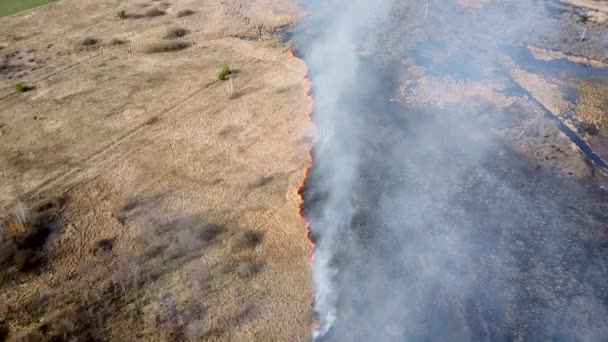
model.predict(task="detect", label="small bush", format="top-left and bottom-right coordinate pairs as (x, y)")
top-left (109, 38), bottom-right (127, 46)
top-left (80, 37), bottom-right (99, 46)
top-left (144, 7), bottom-right (165, 17)
top-left (145, 41), bottom-right (190, 53)
top-left (116, 9), bottom-right (127, 19)
top-left (177, 9), bottom-right (194, 17)
top-left (164, 27), bottom-right (188, 39)
top-left (228, 230), bottom-right (261, 253)
top-left (217, 65), bottom-right (232, 81)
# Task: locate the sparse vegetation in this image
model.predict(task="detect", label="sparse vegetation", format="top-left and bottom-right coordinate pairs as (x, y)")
top-left (116, 9), bottom-right (127, 19)
top-left (80, 37), bottom-right (99, 46)
top-left (164, 27), bottom-right (188, 39)
top-left (144, 40), bottom-right (190, 53)
top-left (228, 230), bottom-right (261, 253)
top-left (144, 7), bottom-right (165, 17)
top-left (177, 9), bottom-right (194, 17)
top-left (217, 64), bottom-right (232, 81)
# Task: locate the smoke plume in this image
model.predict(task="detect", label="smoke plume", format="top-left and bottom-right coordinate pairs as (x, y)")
top-left (296, 0), bottom-right (608, 341)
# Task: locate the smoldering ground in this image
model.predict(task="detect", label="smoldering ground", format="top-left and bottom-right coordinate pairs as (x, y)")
top-left (296, 0), bottom-right (608, 341)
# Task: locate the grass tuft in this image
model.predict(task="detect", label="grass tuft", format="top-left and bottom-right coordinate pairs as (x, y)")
top-left (116, 9), bottom-right (127, 19)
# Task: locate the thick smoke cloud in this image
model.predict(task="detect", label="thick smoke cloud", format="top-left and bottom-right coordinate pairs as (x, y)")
top-left (297, 0), bottom-right (608, 341)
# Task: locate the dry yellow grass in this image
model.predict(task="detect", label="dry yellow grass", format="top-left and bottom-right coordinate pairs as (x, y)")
top-left (0, 0), bottom-right (313, 340)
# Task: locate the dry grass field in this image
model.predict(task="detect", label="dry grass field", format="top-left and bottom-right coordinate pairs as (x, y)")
top-left (0, 0), bottom-right (314, 341)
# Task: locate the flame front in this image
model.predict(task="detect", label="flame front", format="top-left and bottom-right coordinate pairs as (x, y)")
top-left (290, 49), bottom-right (322, 335)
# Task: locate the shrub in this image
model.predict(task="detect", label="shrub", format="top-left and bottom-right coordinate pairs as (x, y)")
top-left (196, 223), bottom-right (223, 242)
top-left (15, 83), bottom-right (26, 93)
top-left (116, 9), bottom-right (127, 18)
top-left (109, 38), bottom-right (126, 46)
top-left (228, 230), bottom-right (261, 253)
top-left (80, 37), bottom-right (99, 46)
top-left (144, 7), bottom-right (165, 17)
top-left (164, 27), bottom-right (188, 39)
top-left (177, 9), bottom-right (194, 17)
top-left (144, 41), bottom-right (190, 53)
top-left (217, 65), bottom-right (231, 81)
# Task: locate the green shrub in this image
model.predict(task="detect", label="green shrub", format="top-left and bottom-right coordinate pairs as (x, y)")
top-left (144, 41), bottom-right (190, 53)
top-left (116, 9), bottom-right (127, 18)
top-left (15, 83), bottom-right (26, 93)
top-left (217, 65), bottom-right (232, 81)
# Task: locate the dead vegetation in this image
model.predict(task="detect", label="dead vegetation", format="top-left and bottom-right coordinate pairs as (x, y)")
top-left (177, 9), bottom-right (194, 17)
top-left (144, 41), bottom-right (190, 53)
top-left (144, 7), bottom-right (165, 17)
top-left (109, 38), bottom-right (127, 46)
top-left (228, 230), bottom-right (262, 253)
top-left (163, 27), bottom-right (189, 39)
top-left (79, 37), bottom-right (99, 47)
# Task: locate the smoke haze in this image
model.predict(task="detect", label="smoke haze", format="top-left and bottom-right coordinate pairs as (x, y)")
top-left (296, 0), bottom-right (608, 341)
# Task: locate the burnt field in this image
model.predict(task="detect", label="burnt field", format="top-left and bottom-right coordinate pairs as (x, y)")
top-left (302, 58), bottom-right (608, 341)
top-left (296, 0), bottom-right (608, 340)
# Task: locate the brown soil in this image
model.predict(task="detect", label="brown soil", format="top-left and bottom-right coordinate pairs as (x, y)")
top-left (0, 0), bottom-right (313, 341)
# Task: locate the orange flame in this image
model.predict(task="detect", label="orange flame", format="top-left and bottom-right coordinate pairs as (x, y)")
top-left (290, 46), bottom-right (321, 336)
top-left (291, 49), bottom-right (317, 260)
